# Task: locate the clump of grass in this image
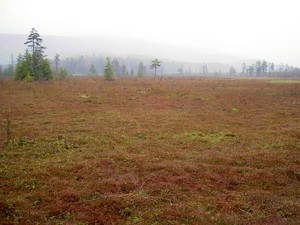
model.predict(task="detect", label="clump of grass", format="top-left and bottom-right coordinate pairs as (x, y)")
top-left (5, 136), bottom-right (33, 148)
top-left (232, 107), bottom-right (239, 112)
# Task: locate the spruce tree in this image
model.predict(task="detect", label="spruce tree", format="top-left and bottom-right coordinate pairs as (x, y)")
top-left (15, 51), bottom-right (32, 80)
top-left (104, 57), bottom-right (114, 80)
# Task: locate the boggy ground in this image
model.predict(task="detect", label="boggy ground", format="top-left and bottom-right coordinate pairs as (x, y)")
top-left (0, 77), bottom-right (299, 224)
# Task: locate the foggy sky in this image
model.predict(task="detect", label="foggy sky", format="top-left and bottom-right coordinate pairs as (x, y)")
top-left (0, 0), bottom-right (299, 66)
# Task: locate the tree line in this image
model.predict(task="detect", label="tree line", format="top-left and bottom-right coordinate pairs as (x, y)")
top-left (238, 60), bottom-right (299, 77)
top-left (0, 28), bottom-right (67, 81)
top-left (60, 55), bottom-right (156, 77)
top-left (1, 28), bottom-right (299, 79)
top-left (0, 28), bottom-right (162, 81)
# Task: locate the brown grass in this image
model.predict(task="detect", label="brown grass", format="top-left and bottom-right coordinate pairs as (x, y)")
top-left (0, 76), bottom-right (299, 224)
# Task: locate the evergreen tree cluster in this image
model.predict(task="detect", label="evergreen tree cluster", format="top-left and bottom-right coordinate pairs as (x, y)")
top-left (14, 28), bottom-right (52, 81)
top-left (62, 56), bottom-right (147, 77)
top-left (240, 60), bottom-right (274, 77)
top-left (239, 60), bottom-right (299, 77)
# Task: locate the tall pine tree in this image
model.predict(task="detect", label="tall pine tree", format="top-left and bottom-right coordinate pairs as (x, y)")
top-left (15, 28), bottom-right (52, 80)
top-left (151, 59), bottom-right (161, 76)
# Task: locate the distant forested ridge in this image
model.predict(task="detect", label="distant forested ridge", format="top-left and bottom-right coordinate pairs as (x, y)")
top-left (0, 34), bottom-right (299, 78)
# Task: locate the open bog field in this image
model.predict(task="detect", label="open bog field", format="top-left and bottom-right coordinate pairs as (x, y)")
top-left (0, 77), bottom-right (299, 224)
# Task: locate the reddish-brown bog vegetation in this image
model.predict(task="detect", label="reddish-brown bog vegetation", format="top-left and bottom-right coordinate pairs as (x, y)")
top-left (0, 77), bottom-right (299, 224)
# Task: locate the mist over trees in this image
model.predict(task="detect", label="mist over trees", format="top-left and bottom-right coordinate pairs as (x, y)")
top-left (2, 52), bottom-right (299, 78)
top-left (51, 55), bottom-right (299, 78)
top-left (237, 60), bottom-right (299, 77)
top-left (0, 31), bottom-right (299, 78)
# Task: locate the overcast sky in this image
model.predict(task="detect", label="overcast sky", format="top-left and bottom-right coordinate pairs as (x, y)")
top-left (1, 0), bottom-right (299, 66)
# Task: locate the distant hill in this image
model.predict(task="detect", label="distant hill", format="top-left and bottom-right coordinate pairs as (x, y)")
top-left (0, 33), bottom-right (253, 67)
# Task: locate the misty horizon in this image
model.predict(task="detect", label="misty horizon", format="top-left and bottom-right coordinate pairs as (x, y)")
top-left (0, 33), bottom-right (257, 65)
top-left (1, 0), bottom-right (299, 67)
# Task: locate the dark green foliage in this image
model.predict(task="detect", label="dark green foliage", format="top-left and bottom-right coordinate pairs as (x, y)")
top-left (38, 59), bottom-right (52, 80)
top-left (25, 28), bottom-right (46, 78)
top-left (15, 51), bottom-right (32, 80)
top-left (25, 28), bottom-right (45, 54)
top-left (15, 28), bottom-right (52, 80)
top-left (104, 57), bottom-right (114, 80)
top-left (151, 59), bottom-right (161, 76)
